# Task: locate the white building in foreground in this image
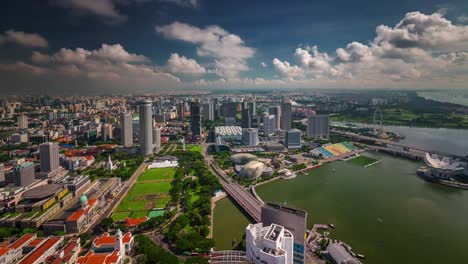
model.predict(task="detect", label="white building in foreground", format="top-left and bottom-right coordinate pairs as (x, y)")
top-left (246, 223), bottom-right (294, 264)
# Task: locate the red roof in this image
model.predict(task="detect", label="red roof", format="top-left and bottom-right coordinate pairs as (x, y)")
top-left (124, 216), bottom-right (148, 227)
top-left (27, 238), bottom-right (44, 247)
top-left (93, 232), bottom-right (132, 248)
top-left (19, 237), bottom-right (61, 264)
top-left (67, 209), bottom-right (85, 222)
top-left (77, 250), bottom-right (121, 264)
top-left (93, 233), bottom-right (114, 247)
top-left (46, 240), bottom-right (79, 264)
top-left (0, 246), bottom-right (9, 257)
top-left (10, 234), bottom-right (35, 250)
top-left (122, 233), bottom-right (132, 244)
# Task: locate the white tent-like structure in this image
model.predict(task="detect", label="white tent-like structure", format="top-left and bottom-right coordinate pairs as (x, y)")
top-left (424, 153), bottom-right (465, 179)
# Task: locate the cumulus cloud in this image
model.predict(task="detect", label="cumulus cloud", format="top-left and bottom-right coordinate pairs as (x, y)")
top-left (272, 11), bottom-right (468, 88)
top-left (156, 21), bottom-right (255, 78)
top-left (0, 62), bottom-right (48, 75)
top-left (0, 30), bottom-right (48, 48)
top-left (272, 58), bottom-right (304, 79)
top-left (0, 43), bottom-right (181, 94)
top-left (374, 11), bottom-right (468, 52)
top-left (166, 53), bottom-right (206, 75)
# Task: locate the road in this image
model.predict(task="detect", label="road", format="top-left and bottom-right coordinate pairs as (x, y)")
top-left (86, 157), bottom-right (148, 232)
top-left (202, 142), bottom-right (262, 222)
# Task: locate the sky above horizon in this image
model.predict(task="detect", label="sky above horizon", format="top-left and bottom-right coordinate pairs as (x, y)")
top-left (0, 0), bottom-right (467, 94)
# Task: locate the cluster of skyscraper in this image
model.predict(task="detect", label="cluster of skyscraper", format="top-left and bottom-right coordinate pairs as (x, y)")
top-left (119, 99), bottom-right (162, 156)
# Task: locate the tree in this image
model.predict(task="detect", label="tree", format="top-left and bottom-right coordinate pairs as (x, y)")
top-left (100, 217), bottom-right (114, 231)
top-left (135, 235), bottom-right (179, 264)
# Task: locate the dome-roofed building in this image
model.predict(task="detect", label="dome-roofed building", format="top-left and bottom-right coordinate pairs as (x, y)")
top-left (231, 153), bottom-right (258, 165)
top-left (79, 194), bottom-right (88, 208)
top-left (239, 161), bottom-right (266, 179)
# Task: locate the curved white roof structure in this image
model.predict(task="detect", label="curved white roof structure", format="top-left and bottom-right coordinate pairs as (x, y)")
top-left (425, 153), bottom-right (464, 171)
top-left (231, 153), bottom-right (258, 165)
top-left (239, 161), bottom-right (266, 179)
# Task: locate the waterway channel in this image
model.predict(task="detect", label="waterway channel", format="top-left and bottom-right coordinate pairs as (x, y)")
top-left (213, 125), bottom-right (468, 263)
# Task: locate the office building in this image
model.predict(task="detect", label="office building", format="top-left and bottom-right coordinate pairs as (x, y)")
top-left (241, 103), bottom-right (251, 128)
top-left (203, 103), bottom-right (215, 121)
top-left (307, 114), bottom-right (330, 139)
top-left (249, 101), bottom-right (256, 116)
top-left (242, 128), bottom-right (259, 146)
top-left (11, 133), bottom-right (28, 143)
top-left (18, 113), bottom-right (28, 129)
top-left (190, 101), bottom-right (202, 140)
top-left (246, 223), bottom-right (294, 264)
top-left (179, 102), bottom-right (185, 120)
top-left (40, 142), bottom-right (60, 173)
top-left (14, 162), bottom-right (35, 187)
top-left (269, 106), bottom-right (281, 129)
top-left (139, 100), bottom-right (153, 156)
top-left (222, 102), bottom-right (238, 119)
top-left (153, 126), bottom-right (161, 150)
top-left (101, 123), bottom-right (113, 142)
top-left (250, 115), bottom-right (261, 128)
top-left (0, 163), bottom-right (4, 185)
top-left (215, 126), bottom-right (243, 141)
top-left (120, 112), bottom-right (133, 147)
top-left (263, 114), bottom-right (276, 137)
top-left (261, 202), bottom-right (308, 264)
top-left (213, 98), bottom-right (220, 119)
top-left (284, 129), bottom-right (301, 149)
top-left (280, 98), bottom-right (292, 131)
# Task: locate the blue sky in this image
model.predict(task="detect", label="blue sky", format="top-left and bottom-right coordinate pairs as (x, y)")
top-left (0, 0), bottom-right (467, 94)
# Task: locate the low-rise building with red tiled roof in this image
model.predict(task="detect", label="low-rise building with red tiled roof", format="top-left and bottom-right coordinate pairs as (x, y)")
top-left (18, 236), bottom-right (63, 264)
top-left (78, 230), bottom-right (134, 264)
top-left (65, 194), bottom-right (99, 234)
top-left (124, 216), bottom-right (148, 229)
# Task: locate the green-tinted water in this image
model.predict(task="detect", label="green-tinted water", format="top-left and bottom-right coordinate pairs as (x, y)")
top-left (213, 197), bottom-right (251, 250)
top-left (213, 152), bottom-right (468, 263)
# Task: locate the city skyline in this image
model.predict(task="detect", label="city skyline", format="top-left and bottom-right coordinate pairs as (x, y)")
top-left (0, 0), bottom-right (467, 95)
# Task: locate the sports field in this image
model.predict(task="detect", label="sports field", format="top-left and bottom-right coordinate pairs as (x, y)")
top-left (137, 167), bottom-right (175, 181)
top-left (347, 155), bottom-right (380, 167)
top-left (112, 167), bottom-right (175, 221)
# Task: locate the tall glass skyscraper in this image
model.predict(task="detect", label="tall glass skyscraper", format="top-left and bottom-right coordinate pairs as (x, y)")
top-left (139, 100), bottom-right (153, 156)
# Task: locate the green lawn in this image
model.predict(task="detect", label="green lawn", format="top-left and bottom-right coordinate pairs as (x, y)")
top-left (138, 167), bottom-right (176, 182)
top-left (112, 211), bottom-right (132, 221)
top-left (115, 181), bottom-right (172, 212)
top-left (130, 211), bottom-right (150, 218)
top-left (347, 155), bottom-right (380, 167)
top-left (186, 145), bottom-right (202, 153)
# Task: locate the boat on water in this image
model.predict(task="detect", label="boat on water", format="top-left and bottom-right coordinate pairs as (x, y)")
top-left (329, 223), bottom-right (335, 228)
top-left (357, 254), bottom-right (366, 259)
top-left (377, 218), bottom-right (383, 223)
